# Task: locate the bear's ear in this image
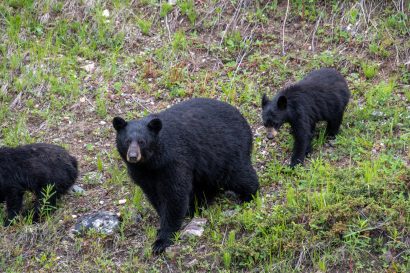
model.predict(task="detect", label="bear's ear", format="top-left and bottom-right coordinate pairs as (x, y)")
top-left (113, 117), bottom-right (127, 131)
top-left (277, 95), bottom-right (287, 110)
top-left (147, 118), bottom-right (162, 134)
top-left (262, 93), bottom-right (269, 108)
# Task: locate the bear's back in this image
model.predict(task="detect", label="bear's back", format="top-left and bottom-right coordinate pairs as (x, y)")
top-left (280, 68), bottom-right (350, 108)
top-left (0, 144), bottom-right (78, 193)
top-left (153, 98), bottom-right (253, 163)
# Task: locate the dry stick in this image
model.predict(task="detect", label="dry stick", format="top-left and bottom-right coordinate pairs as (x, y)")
top-left (282, 0), bottom-right (290, 56)
top-left (359, 0), bottom-right (369, 28)
top-left (311, 15), bottom-right (322, 53)
top-left (229, 25), bottom-right (257, 89)
top-left (165, 14), bottom-right (172, 42)
top-left (219, 0), bottom-right (244, 46)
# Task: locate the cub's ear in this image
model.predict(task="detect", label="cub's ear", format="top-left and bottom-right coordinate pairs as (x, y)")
top-left (262, 93), bottom-right (269, 108)
top-left (147, 117), bottom-right (162, 134)
top-left (113, 117), bottom-right (127, 131)
top-left (277, 95), bottom-right (287, 110)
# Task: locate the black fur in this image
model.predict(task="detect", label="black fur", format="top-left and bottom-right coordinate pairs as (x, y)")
top-left (262, 68), bottom-right (350, 167)
top-left (0, 143), bottom-right (78, 225)
top-left (113, 98), bottom-right (259, 254)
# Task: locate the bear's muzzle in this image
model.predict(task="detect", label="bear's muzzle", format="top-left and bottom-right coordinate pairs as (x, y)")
top-left (127, 141), bottom-right (141, 163)
top-left (266, 127), bottom-right (278, 140)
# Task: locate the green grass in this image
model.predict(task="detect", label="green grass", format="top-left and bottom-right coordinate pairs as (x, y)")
top-left (0, 1), bottom-right (409, 272)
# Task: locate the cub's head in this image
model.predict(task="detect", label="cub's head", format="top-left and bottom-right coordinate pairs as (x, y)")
top-left (261, 93), bottom-right (288, 139)
top-left (112, 116), bottom-right (162, 164)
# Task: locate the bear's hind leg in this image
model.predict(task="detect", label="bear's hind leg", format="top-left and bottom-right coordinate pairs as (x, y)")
top-left (5, 190), bottom-right (24, 226)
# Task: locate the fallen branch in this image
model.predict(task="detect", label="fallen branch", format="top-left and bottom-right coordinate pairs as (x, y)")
top-left (282, 0), bottom-right (290, 55)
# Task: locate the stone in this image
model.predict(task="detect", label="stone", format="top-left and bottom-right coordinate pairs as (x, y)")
top-left (71, 185), bottom-right (85, 194)
top-left (102, 9), bottom-right (110, 17)
top-left (72, 211), bottom-right (120, 236)
top-left (181, 218), bottom-right (207, 238)
top-left (81, 62), bottom-right (95, 73)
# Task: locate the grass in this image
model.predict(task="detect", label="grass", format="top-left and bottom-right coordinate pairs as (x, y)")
top-left (0, 0), bottom-right (409, 272)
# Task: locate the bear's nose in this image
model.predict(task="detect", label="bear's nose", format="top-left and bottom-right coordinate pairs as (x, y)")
top-left (127, 141), bottom-right (141, 163)
top-left (265, 127), bottom-right (277, 140)
top-left (128, 154), bottom-right (138, 163)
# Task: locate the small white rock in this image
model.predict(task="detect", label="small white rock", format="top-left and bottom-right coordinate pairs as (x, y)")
top-left (102, 9), bottom-right (110, 17)
top-left (99, 201), bottom-right (104, 205)
top-left (81, 63), bottom-right (95, 73)
top-left (181, 218), bottom-right (207, 238)
top-left (71, 185), bottom-right (85, 194)
top-left (118, 199), bottom-right (127, 205)
top-left (72, 215), bottom-right (77, 219)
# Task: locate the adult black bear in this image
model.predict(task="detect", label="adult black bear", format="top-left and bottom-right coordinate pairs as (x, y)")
top-left (113, 98), bottom-right (259, 254)
top-left (261, 68), bottom-right (350, 167)
top-left (0, 143), bottom-right (78, 225)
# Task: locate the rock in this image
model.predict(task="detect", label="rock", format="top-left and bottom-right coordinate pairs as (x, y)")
top-left (187, 258), bottom-right (198, 267)
top-left (118, 199), bottom-right (127, 205)
top-left (102, 9), bottom-right (110, 17)
top-left (223, 209), bottom-right (236, 217)
top-left (372, 110), bottom-right (386, 117)
top-left (72, 211), bottom-right (120, 236)
top-left (165, 245), bottom-right (181, 259)
top-left (168, 0), bottom-right (177, 5)
top-left (181, 218), bottom-right (207, 238)
top-left (81, 62), bottom-right (95, 73)
top-left (71, 185), bottom-right (85, 194)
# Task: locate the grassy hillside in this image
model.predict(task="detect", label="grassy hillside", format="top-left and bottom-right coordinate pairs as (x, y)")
top-left (0, 0), bottom-right (409, 272)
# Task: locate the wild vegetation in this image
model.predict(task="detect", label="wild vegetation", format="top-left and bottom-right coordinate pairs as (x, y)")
top-left (0, 0), bottom-right (409, 272)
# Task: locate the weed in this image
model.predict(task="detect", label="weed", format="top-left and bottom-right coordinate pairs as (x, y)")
top-left (137, 18), bottom-right (152, 36)
top-left (361, 62), bottom-right (378, 79)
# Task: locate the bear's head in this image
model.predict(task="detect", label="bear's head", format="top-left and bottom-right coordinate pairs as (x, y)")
top-left (112, 116), bottom-right (162, 164)
top-left (261, 93), bottom-right (288, 139)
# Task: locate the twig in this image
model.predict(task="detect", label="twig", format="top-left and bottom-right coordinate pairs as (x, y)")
top-left (219, 0), bottom-right (244, 46)
top-left (165, 14), bottom-right (172, 42)
top-left (229, 24), bottom-right (257, 88)
top-left (311, 14), bottom-right (322, 52)
top-left (282, 0), bottom-right (290, 55)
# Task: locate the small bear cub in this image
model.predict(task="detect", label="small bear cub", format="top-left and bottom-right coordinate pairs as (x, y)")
top-left (113, 98), bottom-right (259, 254)
top-left (261, 68), bottom-right (350, 167)
top-left (0, 143), bottom-right (78, 225)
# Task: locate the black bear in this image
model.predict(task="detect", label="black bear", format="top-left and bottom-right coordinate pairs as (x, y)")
top-left (261, 68), bottom-right (350, 167)
top-left (113, 98), bottom-right (259, 254)
top-left (0, 143), bottom-right (78, 225)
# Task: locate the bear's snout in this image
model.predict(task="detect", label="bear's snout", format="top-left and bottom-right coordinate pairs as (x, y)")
top-left (266, 127), bottom-right (278, 140)
top-left (127, 141), bottom-right (141, 163)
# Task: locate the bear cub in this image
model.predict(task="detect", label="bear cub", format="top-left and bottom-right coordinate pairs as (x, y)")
top-left (261, 68), bottom-right (350, 167)
top-left (113, 98), bottom-right (259, 254)
top-left (0, 143), bottom-right (78, 225)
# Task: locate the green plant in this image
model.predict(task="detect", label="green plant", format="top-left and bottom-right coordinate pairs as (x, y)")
top-left (172, 30), bottom-right (188, 51)
top-left (160, 3), bottom-right (173, 17)
top-left (361, 62), bottom-right (378, 79)
top-left (178, 0), bottom-right (196, 25)
top-left (137, 18), bottom-right (152, 35)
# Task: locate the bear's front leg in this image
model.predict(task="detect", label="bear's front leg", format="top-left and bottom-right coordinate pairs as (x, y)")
top-left (152, 177), bottom-right (191, 254)
top-left (290, 125), bottom-right (311, 167)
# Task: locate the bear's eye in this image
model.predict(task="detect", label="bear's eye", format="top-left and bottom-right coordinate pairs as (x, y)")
top-left (138, 139), bottom-right (146, 146)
